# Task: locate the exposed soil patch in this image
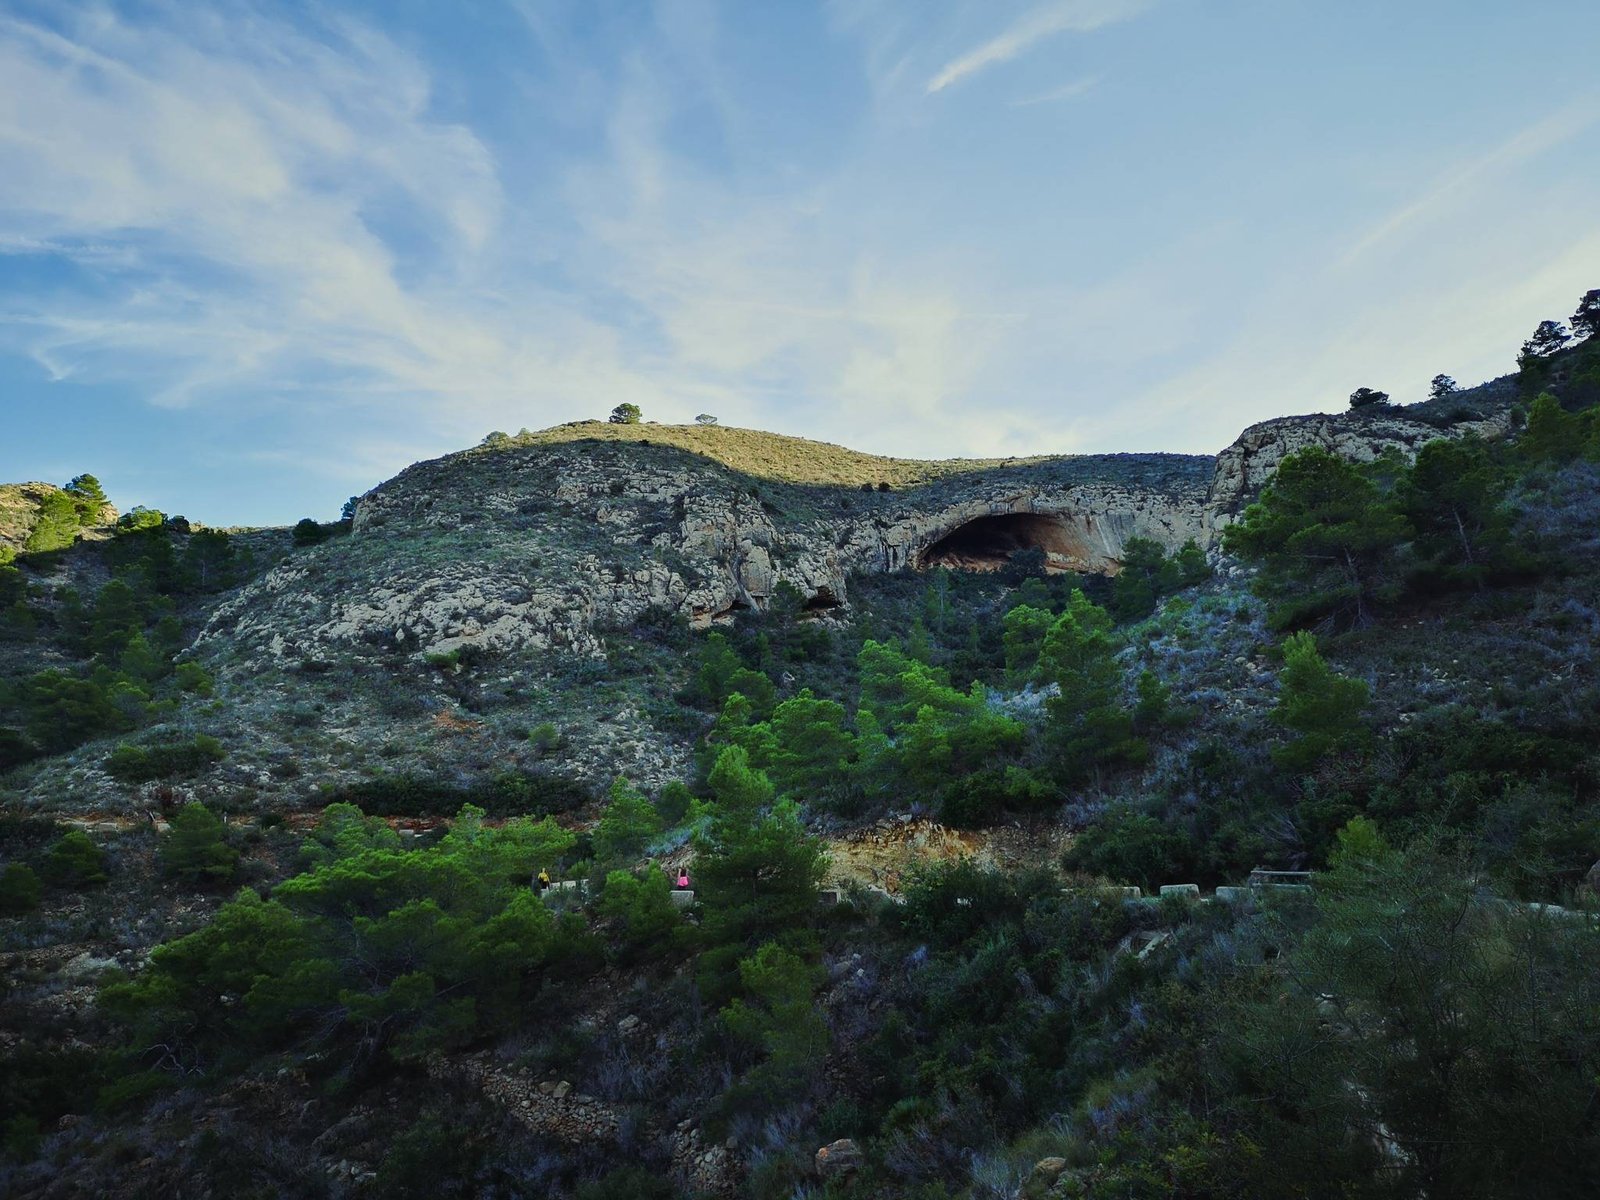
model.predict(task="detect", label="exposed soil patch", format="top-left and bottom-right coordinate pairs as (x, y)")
top-left (822, 817), bottom-right (1071, 894)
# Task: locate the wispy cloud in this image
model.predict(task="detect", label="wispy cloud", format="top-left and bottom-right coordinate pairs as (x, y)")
top-left (1010, 74), bottom-right (1101, 106)
top-left (926, 0), bottom-right (1149, 94)
top-left (0, 2), bottom-right (699, 470)
top-left (0, 3), bottom-right (1030, 470)
top-left (1341, 98), bottom-right (1600, 264)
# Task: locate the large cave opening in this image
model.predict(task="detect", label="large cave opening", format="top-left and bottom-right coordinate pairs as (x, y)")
top-left (918, 512), bottom-right (1087, 574)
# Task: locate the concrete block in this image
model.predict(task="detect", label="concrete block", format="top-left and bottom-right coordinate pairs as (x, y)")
top-left (1159, 884), bottom-right (1200, 899)
top-left (668, 889), bottom-right (695, 909)
top-left (1214, 886), bottom-right (1246, 903)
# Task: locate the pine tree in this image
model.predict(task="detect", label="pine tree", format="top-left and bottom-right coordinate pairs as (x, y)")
top-left (1223, 446), bottom-right (1409, 629)
top-left (1521, 392), bottom-right (1584, 464)
top-left (160, 803), bottom-right (240, 886)
top-left (1039, 590), bottom-right (1142, 776)
top-left (1271, 631), bottom-right (1369, 770)
top-left (592, 777), bottom-right (663, 864)
top-left (65, 474), bottom-right (108, 524)
top-left (695, 747), bottom-right (827, 964)
top-left (1569, 289), bottom-right (1600, 341)
top-left (1521, 319), bottom-right (1571, 360)
top-left (1396, 436), bottom-right (1514, 585)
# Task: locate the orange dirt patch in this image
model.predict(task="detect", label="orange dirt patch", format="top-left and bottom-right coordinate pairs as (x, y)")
top-left (823, 817), bottom-right (1072, 894)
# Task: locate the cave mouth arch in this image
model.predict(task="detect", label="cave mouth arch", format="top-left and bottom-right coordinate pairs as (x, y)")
top-left (918, 512), bottom-right (1086, 574)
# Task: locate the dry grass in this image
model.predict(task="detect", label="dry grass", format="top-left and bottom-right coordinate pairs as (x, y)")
top-left (486, 421), bottom-right (1064, 488)
top-left (0, 482), bottom-right (57, 551)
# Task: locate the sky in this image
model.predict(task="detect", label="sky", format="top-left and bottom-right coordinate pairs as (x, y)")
top-left (2, 1), bottom-right (1598, 527)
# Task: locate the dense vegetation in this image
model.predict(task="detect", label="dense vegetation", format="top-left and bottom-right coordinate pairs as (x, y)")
top-left (0, 494), bottom-right (271, 774)
top-left (3, 307), bottom-right (1600, 1197)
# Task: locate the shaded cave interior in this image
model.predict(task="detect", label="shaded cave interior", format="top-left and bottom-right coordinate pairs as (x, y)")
top-left (917, 512), bottom-right (1089, 574)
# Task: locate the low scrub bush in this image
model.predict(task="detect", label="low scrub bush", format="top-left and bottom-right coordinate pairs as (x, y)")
top-left (105, 734), bottom-right (226, 783)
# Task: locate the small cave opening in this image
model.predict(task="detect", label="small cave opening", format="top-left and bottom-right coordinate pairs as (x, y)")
top-left (918, 512), bottom-right (1086, 574)
top-left (802, 587), bottom-right (845, 615)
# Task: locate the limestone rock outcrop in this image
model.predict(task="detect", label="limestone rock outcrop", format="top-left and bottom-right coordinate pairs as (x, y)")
top-left (199, 441), bottom-right (1213, 668)
top-left (198, 375), bottom-right (1518, 676)
top-left (1206, 378), bottom-right (1517, 532)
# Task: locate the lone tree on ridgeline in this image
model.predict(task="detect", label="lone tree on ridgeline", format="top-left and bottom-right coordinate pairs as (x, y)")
top-left (65, 474), bottom-right (108, 523)
top-left (1348, 387), bottom-right (1390, 410)
top-left (609, 403), bottom-right (642, 424)
top-left (1428, 374), bottom-right (1457, 400)
top-left (1521, 319), bottom-right (1570, 361)
top-left (695, 413), bottom-right (719, 425)
top-left (1572, 288), bottom-right (1600, 341)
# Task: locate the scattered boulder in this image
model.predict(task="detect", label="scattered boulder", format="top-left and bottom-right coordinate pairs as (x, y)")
top-left (815, 1138), bottom-right (863, 1177)
top-left (60, 953), bottom-right (120, 981)
top-left (1028, 1157), bottom-right (1069, 1190)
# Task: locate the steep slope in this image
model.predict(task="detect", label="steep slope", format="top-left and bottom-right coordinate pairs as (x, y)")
top-left (0, 383), bottom-right (1519, 815)
top-left (207, 435), bottom-right (1210, 668)
top-left (1206, 374), bottom-right (1519, 529)
top-left (0, 482), bottom-right (117, 554)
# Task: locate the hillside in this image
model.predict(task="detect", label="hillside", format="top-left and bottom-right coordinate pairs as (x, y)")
top-left (0, 481), bottom-right (117, 556)
top-left (494, 419), bottom-right (1060, 487)
top-left (2, 326), bottom-right (1600, 1199)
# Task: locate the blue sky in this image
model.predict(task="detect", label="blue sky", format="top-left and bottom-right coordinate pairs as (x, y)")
top-left (2, 0), bottom-right (1598, 527)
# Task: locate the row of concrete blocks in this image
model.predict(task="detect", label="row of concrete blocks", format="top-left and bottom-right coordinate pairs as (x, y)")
top-left (537, 879), bottom-right (698, 910)
top-left (1108, 882), bottom-right (1313, 903)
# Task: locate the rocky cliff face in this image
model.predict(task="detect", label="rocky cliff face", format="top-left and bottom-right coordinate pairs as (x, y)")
top-left (199, 442), bottom-right (1214, 669)
top-left (1205, 376), bottom-right (1519, 532)
top-left (199, 375), bottom-right (1520, 672)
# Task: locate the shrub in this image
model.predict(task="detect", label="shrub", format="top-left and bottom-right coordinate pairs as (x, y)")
top-left (1270, 632), bottom-right (1369, 770)
top-left (0, 728), bottom-right (40, 771)
top-left (0, 863), bottom-right (42, 914)
top-left (104, 734), bottom-right (226, 783)
top-left (23, 491), bottom-right (81, 553)
top-left (1065, 807), bottom-right (1192, 892)
top-left (577, 1166), bottom-right (677, 1200)
top-left (527, 722), bottom-right (563, 755)
top-left (159, 803), bottom-right (239, 886)
top-left (373, 1113), bottom-right (486, 1199)
top-left (41, 830), bottom-right (109, 888)
top-left (596, 869), bottom-right (681, 959)
top-left (291, 518), bottom-right (327, 546)
top-left (173, 662), bottom-right (214, 695)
